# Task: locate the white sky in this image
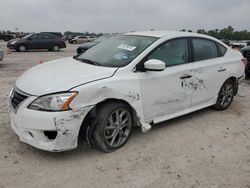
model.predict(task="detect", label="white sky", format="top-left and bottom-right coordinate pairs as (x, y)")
top-left (0, 0), bottom-right (250, 33)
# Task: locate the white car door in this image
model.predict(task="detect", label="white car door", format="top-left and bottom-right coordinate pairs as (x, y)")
top-left (137, 38), bottom-right (194, 122)
top-left (191, 38), bottom-right (228, 107)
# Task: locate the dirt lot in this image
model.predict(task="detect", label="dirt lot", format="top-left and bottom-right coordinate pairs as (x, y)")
top-left (0, 41), bottom-right (250, 188)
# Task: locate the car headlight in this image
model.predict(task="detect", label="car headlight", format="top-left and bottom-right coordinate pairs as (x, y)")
top-left (10, 41), bottom-right (17, 45)
top-left (28, 92), bottom-right (78, 111)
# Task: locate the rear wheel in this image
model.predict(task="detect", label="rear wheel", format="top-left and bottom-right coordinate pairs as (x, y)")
top-left (18, 45), bottom-right (26, 52)
top-left (93, 102), bottom-right (132, 152)
top-left (52, 45), bottom-right (59, 52)
top-left (213, 79), bottom-right (235, 110)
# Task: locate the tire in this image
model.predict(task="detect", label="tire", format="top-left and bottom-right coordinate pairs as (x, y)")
top-left (245, 63), bottom-right (250, 78)
top-left (93, 102), bottom-right (133, 152)
top-left (52, 45), bottom-right (60, 52)
top-left (18, 45), bottom-right (26, 52)
top-left (213, 79), bottom-right (235, 110)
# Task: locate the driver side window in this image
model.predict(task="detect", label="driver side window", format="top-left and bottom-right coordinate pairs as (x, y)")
top-left (148, 39), bottom-right (189, 67)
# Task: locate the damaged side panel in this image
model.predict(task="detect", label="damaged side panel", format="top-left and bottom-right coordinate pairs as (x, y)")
top-left (69, 70), bottom-right (150, 131)
top-left (52, 106), bottom-right (93, 151)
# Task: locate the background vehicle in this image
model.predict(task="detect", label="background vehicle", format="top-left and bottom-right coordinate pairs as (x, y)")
top-left (240, 46), bottom-right (250, 77)
top-left (69, 36), bottom-right (96, 44)
top-left (7, 33), bottom-right (66, 52)
top-left (76, 35), bottom-right (113, 55)
top-left (220, 39), bottom-right (230, 46)
top-left (0, 46), bottom-right (3, 61)
top-left (41, 32), bottom-right (63, 38)
top-left (0, 33), bottom-right (15, 41)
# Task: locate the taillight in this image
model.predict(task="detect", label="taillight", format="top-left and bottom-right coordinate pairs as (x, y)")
top-left (241, 57), bottom-right (248, 66)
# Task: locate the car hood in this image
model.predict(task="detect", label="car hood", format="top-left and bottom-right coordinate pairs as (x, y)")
top-left (7, 38), bottom-right (19, 43)
top-left (16, 57), bottom-right (118, 96)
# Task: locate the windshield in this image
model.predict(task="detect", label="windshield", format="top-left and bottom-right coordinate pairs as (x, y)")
top-left (77, 35), bottom-right (158, 67)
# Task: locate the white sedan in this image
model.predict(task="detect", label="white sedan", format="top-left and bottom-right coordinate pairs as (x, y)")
top-left (9, 31), bottom-right (245, 152)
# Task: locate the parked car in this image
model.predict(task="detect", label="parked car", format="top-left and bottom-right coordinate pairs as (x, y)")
top-left (9, 31), bottom-right (245, 152)
top-left (69, 36), bottom-right (96, 44)
top-left (41, 32), bottom-right (63, 38)
top-left (7, 33), bottom-right (66, 52)
top-left (0, 46), bottom-right (3, 61)
top-left (220, 39), bottom-right (230, 46)
top-left (240, 46), bottom-right (250, 77)
top-left (0, 33), bottom-right (15, 41)
top-left (76, 35), bottom-right (112, 55)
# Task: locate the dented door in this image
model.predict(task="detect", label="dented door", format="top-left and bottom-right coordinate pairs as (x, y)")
top-left (191, 38), bottom-right (227, 106)
top-left (138, 64), bottom-right (194, 122)
top-left (137, 38), bottom-right (194, 122)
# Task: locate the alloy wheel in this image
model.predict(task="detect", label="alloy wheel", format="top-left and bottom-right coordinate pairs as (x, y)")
top-left (104, 108), bottom-right (131, 148)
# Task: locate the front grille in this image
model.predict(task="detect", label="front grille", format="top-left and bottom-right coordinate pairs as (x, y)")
top-left (11, 88), bottom-right (29, 110)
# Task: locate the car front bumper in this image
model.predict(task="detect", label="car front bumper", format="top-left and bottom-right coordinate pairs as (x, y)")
top-left (9, 95), bottom-right (93, 152)
top-left (7, 43), bottom-right (16, 49)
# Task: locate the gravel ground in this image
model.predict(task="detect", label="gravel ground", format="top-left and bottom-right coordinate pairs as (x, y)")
top-left (0, 41), bottom-right (250, 188)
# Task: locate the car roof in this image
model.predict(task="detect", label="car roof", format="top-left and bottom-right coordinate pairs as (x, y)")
top-left (124, 30), bottom-right (213, 39)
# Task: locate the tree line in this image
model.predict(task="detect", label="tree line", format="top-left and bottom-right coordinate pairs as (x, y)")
top-left (2, 26), bottom-right (250, 40)
top-left (182, 26), bottom-right (250, 40)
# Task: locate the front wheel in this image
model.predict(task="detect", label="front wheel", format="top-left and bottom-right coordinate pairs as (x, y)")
top-left (213, 79), bottom-right (235, 110)
top-left (93, 102), bottom-right (132, 152)
top-left (18, 45), bottom-right (26, 52)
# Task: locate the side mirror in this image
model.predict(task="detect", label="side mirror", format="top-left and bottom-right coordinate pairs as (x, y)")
top-left (144, 59), bottom-right (165, 71)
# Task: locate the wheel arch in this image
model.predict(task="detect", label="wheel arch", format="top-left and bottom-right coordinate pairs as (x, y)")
top-left (227, 76), bottom-right (238, 95)
top-left (78, 98), bottom-right (140, 146)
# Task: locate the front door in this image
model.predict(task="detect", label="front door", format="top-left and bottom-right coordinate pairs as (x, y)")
top-left (138, 38), bottom-right (194, 122)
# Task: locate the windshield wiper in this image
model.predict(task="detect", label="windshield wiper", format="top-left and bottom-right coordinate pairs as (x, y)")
top-left (76, 57), bottom-right (101, 66)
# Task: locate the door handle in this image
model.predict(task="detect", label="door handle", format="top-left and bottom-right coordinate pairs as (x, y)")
top-left (180, 74), bottom-right (192, 79)
top-left (218, 68), bottom-right (226, 72)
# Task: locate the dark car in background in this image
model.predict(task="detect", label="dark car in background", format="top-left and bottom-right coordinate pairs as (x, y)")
top-left (7, 33), bottom-right (66, 52)
top-left (76, 35), bottom-right (113, 55)
top-left (42, 32), bottom-right (63, 38)
top-left (240, 46), bottom-right (250, 77)
top-left (0, 33), bottom-right (15, 41)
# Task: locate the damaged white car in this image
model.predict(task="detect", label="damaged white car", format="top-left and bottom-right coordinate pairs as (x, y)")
top-left (9, 31), bottom-right (245, 152)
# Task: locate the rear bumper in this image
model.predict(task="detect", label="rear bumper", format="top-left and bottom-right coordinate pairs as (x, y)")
top-left (59, 42), bottom-right (66, 49)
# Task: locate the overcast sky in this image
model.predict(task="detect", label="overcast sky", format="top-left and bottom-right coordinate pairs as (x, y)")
top-left (1, 0), bottom-right (250, 33)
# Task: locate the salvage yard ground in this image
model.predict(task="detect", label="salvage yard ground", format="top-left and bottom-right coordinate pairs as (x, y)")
top-left (0, 41), bottom-right (250, 188)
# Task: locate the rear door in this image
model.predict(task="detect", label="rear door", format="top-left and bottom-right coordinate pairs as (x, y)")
top-left (40, 34), bottom-right (56, 49)
top-left (191, 38), bottom-right (228, 107)
top-left (27, 34), bottom-right (41, 49)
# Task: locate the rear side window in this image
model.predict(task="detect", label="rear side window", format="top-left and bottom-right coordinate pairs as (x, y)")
top-left (192, 38), bottom-right (218, 61)
top-left (217, 43), bottom-right (227, 57)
